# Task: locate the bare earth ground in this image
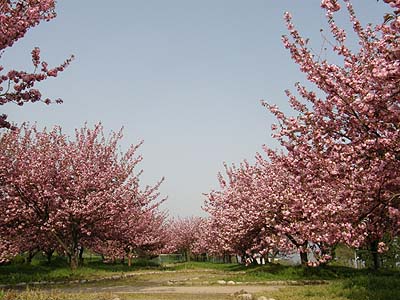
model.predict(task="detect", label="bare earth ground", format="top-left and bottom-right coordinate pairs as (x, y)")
top-left (35, 269), bottom-right (291, 298)
top-left (63, 283), bottom-right (281, 294)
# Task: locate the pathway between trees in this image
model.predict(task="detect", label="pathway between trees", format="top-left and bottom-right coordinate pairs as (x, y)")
top-left (58, 283), bottom-right (281, 294)
top-left (33, 269), bottom-right (319, 298)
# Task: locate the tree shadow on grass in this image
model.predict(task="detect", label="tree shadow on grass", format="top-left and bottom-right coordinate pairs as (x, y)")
top-left (0, 256), bottom-right (163, 285)
top-left (340, 271), bottom-right (400, 300)
top-left (84, 258), bottom-right (161, 272)
top-left (0, 256), bottom-right (70, 284)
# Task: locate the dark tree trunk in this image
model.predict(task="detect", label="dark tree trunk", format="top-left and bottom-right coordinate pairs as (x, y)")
top-left (128, 252), bottom-right (133, 267)
top-left (128, 256), bottom-right (132, 267)
top-left (70, 254), bottom-right (79, 270)
top-left (69, 242), bottom-right (80, 270)
top-left (44, 249), bottom-right (54, 263)
top-left (370, 240), bottom-right (381, 270)
top-left (286, 234), bottom-right (309, 266)
top-left (78, 246), bottom-right (84, 265)
top-left (300, 251), bottom-right (309, 265)
top-left (25, 249), bottom-right (37, 264)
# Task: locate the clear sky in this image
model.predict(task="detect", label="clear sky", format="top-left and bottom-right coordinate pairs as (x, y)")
top-left (2, 1), bottom-right (389, 217)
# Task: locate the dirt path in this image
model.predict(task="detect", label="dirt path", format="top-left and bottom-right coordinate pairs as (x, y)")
top-left (57, 284), bottom-right (282, 294)
top-left (22, 269), bottom-right (320, 298)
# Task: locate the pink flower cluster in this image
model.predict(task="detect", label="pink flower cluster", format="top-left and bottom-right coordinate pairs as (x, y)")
top-left (321, 0), bottom-right (341, 12)
top-left (163, 217), bottom-right (204, 260)
top-left (0, 0), bottom-right (73, 129)
top-left (0, 124), bottom-right (167, 267)
top-left (201, 0), bottom-right (399, 267)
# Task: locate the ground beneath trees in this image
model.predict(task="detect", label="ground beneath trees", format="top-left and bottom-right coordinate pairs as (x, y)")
top-left (26, 269), bottom-right (300, 299)
top-left (60, 282), bottom-right (280, 294)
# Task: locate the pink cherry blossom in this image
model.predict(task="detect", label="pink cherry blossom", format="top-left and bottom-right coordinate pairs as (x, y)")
top-left (0, 123), bottom-right (165, 268)
top-left (0, 0), bottom-right (73, 129)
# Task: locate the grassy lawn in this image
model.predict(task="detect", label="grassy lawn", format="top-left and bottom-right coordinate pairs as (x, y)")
top-left (2, 279), bottom-right (400, 300)
top-left (0, 256), bottom-right (162, 285)
top-left (1, 260), bottom-right (399, 300)
top-left (267, 275), bottom-right (400, 300)
top-left (0, 290), bottom-right (234, 300)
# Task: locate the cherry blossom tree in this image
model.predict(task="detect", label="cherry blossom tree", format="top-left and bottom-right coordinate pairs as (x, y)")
top-left (0, 123), bottom-right (164, 269)
top-left (0, 0), bottom-right (73, 129)
top-left (203, 162), bottom-right (279, 264)
top-left (200, 0), bottom-right (399, 269)
top-left (93, 208), bottom-right (168, 266)
top-left (165, 216), bottom-right (204, 261)
top-left (204, 157), bottom-right (344, 266)
top-left (262, 0), bottom-right (400, 268)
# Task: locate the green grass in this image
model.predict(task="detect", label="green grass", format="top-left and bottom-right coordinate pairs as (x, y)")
top-left (168, 261), bottom-right (395, 282)
top-left (167, 261), bottom-right (238, 271)
top-left (0, 256), bottom-right (162, 285)
top-left (3, 259), bottom-right (398, 285)
top-left (1, 259), bottom-right (399, 300)
top-left (222, 264), bottom-right (359, 281)
top-left (0, 291), bottom-right (233, 300)
top-left (121, 294), bottom-right (232, 300)
top-left (267, 275), bottom-right (400, 300)
top-left (0, 290), bottom-right (115, 300)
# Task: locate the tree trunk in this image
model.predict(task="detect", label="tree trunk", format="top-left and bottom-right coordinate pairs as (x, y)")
top-left (300, 251), bottom-right (309, 265)
top-left (44, 249), bottom-right (54, 263)
top-left (128, 253), bottom-right (133, 267)
top-left (286, 234), bottom-right (309, 265)
top-left (78, 246), bottom-right (84, 265)
top-left (25, 249), bottom-right (37, 264)
top-left (370, 240), bottom-right (381, 270)
top-left (128, 256), bottom-right (132, 267)
top-left (69, 244), bottom-right (80, 270)
top-left (186, 249), bottom-right (191, 262)
top-left (300, 241), bottom-right (309, 266)
top-left (70, 253), bottom-right (79, 270)
top-left (49, 227), bottom-right (80, 269)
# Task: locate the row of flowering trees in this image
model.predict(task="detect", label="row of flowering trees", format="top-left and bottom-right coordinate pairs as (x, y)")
top-left (0, 1), bottom-right (172, 269)
top-left (164, 216), bottom-right (204, 261)
top-left (198, 0), bottom-right (400, 269)
top-left (0, 124), bottom-right (168, 269)
top-left (1, 0), bottom-right (399, 270)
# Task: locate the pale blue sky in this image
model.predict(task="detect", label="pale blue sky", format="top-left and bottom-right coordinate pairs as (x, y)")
top-left (2, 1), bottom-right (389, 216)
